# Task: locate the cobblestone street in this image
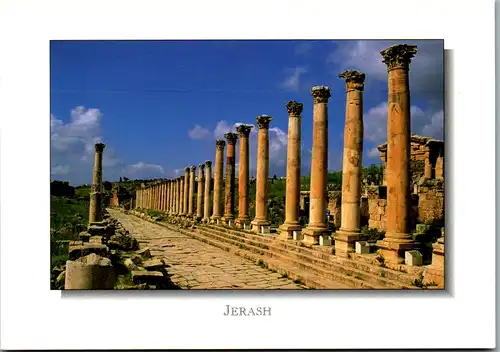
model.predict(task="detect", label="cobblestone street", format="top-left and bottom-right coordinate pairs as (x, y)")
top-left (108, 209), bottom-right (305, 289)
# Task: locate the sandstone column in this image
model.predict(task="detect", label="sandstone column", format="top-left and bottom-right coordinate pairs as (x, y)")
top-left (183, 167), bottom-right (189, 216)
top-left (302, 86), bottom-right (331, 246)
top-left (376, 44), bottom-right (419, 263)
top-left (222, 132), bottom-right (238, 226)
top-left (179, 176), bottom-right (184, 215)
top-left (211, 140), bottom-right (225, 224)
top-left (278, 101), bottom-right (303, 240)
top-left (188, 165), bottom-right (196, 217)
top-left (203, 160), bottom-right (212, 222)
top-left (235, 124), bottom-right (253, 229)
top-left (196, 164), bottom-right (205, 221)
top-left (168, 180), bottom-right (172, 213)
top-left (174, 178), bottom-right (179, 214)
top-left (251, 115), bottom-right (272, 234)
top-left (335, 71), bottom-right (366, 256)
top-left (424, 151), bottom-right (432, 179)
top-left (89, 142), bottom-right (106, 224)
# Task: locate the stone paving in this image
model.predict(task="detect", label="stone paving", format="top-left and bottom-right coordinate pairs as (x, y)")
top-left (108, 209), bottom-right (305, 289)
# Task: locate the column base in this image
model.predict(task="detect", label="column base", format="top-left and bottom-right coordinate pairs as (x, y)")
top-left (376, 235), bottom-right (420, 264)
top-left (202, 217), bottom-right (211, 224)
top-left (235, 218), bottom-right (251, 229)
top-left (302, 226), bottom-right (331, 246)
top-left (251, 219), bottom-right (271, 234)
top-left (277, 223), bottom-right (302, 241)
top-left (222, 216), bottom-right (235, 227)
top-left (334, 229), bottom-right (363, 258)
top-left (210, 215), bottom-right (222, 225)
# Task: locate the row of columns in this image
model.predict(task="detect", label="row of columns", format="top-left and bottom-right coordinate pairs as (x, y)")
top-left (132, 44), bottom-right (419, 263)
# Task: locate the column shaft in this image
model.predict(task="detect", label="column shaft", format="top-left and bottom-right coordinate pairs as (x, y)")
top-left (302, 86), bottom-right (331, 245)
top-left (236, 125), bottom-right (253, 227)
top-left (189, 166), bottom-right (196, 216)
top-left (223, 133), bottom-right (238, 224)
top-left (204, 161), bottom-right (212, 221)
top-left (211, 140), bottom-right (225, 222)
top-left (196, 164), bottom-right (205, 220)
top-left (279, 102), bottom-right (303, 239)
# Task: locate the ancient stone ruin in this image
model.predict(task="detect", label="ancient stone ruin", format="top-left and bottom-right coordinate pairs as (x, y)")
top-left (92, 44), bottom-right (445, 289)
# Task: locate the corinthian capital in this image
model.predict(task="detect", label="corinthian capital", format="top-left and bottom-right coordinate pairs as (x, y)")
top-left (215, 139), bottom-right (226, 151)
top-left (205, 160), bottom-right (212, 167)
top-left (236, 124), bottom-right (253, 138)
top-left (224, 132), bottom-right (239, 145)
top-left (339, 70), bottom-right (365, 91)
top-left (380, 44), bottom-right (418, 71)
top-left (94, 142), bottom-right (106, 152)
top-left (286, 101), bottom-right (303, 116)
top-left (256, 114), bottom-right (273, 129)
top-left (311, 86), bottom-right (331, 104)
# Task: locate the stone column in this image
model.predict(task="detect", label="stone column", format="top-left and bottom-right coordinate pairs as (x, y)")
top-left (179, 176), bottom-right (184, 215)
top-left (424, 151), bottom-right (432, 179)
top-left (251, 115), bottom-right (272, 234)
top-left (435, 148), bottom-right (444, 179)
top-left (188, 165), bottom-right (196, 217)
top-left (196, 164), bottom-right (205, 221)
top-left (335, 71), bottom-right (366, 256)
top-left (182, 167), bottom-right (189, 216)
top-left (376, 44), bottom-right (419, 263)
top-left (167, 180), bottom-right (172, 213)
top-left (278, 101), bottom-right (303, 240)
top-left (302, 86), bottom-right (331, 246)
top-left (174, 179), bottom-right (179, 214)
top-left (235, 124), bottom-right (253, 229)
top-left (203, 160), bottom-right (212, 222)
top-left (89, 142), bottom-right (106, 224)
top-left (211, 140), bottom-right (225, 224)
top-left (222, 132), bottom-right (238, 226)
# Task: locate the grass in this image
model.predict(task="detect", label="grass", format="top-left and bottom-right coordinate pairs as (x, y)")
top-left (50, 196), bottom-right (89, 269)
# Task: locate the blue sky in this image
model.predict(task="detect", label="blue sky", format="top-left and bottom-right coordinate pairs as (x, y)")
top-left (50, 40), bottom-right (444, 186)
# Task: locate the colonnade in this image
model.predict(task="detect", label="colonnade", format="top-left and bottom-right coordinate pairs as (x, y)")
top-left (132, 44), bottom-right (419, 263)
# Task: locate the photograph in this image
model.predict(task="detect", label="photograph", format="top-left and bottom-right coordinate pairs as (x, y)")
top-left (50, 39), bottom-right (445, 290)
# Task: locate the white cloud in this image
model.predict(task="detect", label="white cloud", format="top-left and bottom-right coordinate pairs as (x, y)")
top-left (188, 124), bottom-right (211, 140)
top-left (281, 67), bottom-right (308, 92)
top-left (214, 120), bottom-right (233, 140)
top-left (328, 40), bottom-right (443, 108)
top-left (51, 106), bottom-right (167, 184)
top-left (364, 102), bottom-right (444, 145)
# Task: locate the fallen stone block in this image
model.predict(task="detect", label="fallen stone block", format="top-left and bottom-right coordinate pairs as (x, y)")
top-left (69, 240), bottom-right (83, 246)
top-left (142, 259), bottom-right (165, 271)
top-left (65, 253), bottom-right (115, 289)
top-left (87, 225), bottom-right (107, 236)
top-left (131, 271), bottom-right (165, 285)
top-left (355, 241), bottom-right (371, 254)
top-left (89, 236), bottom-right (103, 244)
top-left (136, 247), bottom-right (151, 258)
top-left (68, 243), bottom-right (109, 261)
top-left (78, 232), bottom-right (91, 242)
top-left (405, 250), bottom-right (423, 266)
top-left (130, 254), bottom-right (142, 265)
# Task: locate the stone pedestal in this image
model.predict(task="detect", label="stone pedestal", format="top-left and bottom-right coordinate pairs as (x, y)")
top-left (203, 160), bottom-right (212, 222)
top-left (376, 44), bottom-right (420, 263)
top-left (222, 133), bottom-right (238, 225)
top-left (64, 253), bottom-right (116, 290)
top-left (89, 142), bottom-right (105, 224)
top-left (211, 140), bottom-right (225, 223)
top-left (251, 115), bottom-right (272, 233)
top-left (235, 124), bottom-right (253, 229)
top-left (334, 70), bottom-right (365, 257)
top-left (196, 164), bottom-right (205, 221)
top-left (424, 227), bottom-right (445, 287)
top-left (302, 87), bottom-right (331, 245)
top-left (278, 101), bottom-right (303, 241)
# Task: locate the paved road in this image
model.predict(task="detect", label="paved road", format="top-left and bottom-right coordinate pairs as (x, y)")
top-left (108, 209), bottom-right (305, 289)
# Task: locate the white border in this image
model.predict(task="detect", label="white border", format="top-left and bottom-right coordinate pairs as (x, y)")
top-left (0, 0), bottom-right (496, 349)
